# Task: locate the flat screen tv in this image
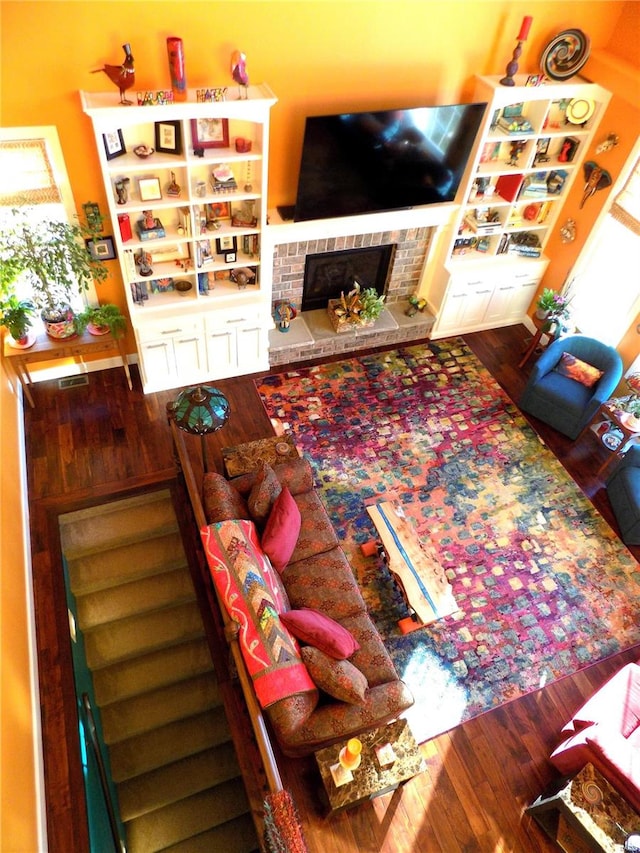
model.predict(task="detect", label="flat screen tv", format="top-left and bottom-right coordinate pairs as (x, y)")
top-left (291, 102), bottom-right (487, 222)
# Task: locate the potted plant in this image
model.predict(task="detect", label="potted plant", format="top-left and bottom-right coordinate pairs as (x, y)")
top-left (358, 286), bottom-right (386, 323)
top-left (0, 206), bottom-right (110, 339)
top-left (535, 288), bottom-right (558, 319)
top-left (75, 303), bottom-right (127, 339)
top-left (0, 295), bottom-right (36, 347)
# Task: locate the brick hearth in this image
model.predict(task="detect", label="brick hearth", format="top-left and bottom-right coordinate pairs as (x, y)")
top-left (268, 226), bottom-right (435, 366)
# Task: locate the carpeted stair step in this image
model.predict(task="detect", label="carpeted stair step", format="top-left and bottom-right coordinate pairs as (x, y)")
top-left (93, 638), bottom-right (214, 707)
top-left (60, 490), bottom-right (178, 556)
top-left (124, 778), bottom-right (252, 853)
top-left (109, 709), bottom-right (232, 783)
top-left (67, 531), bottom-right (187, 596)
top-left (118, 742), bottom-right (242, 821)
top-left (101, 673), bottom-right (221, 745)
top-left (83, 600), bottom-right (205, 670)
top-left (161, 814), bottom-right (260, 853)
top-left (75, 566), bottom-right (196, 631)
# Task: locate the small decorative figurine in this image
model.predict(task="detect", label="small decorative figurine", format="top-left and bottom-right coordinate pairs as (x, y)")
top-left (231, 50), bottom-right (249, 99)
top-left (167, 171), bottom-right (181, 197)
top-left (559, 219), bottom-right (577, 243)
top-left (136, 250), bottom-right (153, 277)
top-left (115, 178), bottom-right (130, 204)
top-left (580, 161), bottom-right (612, 208)
top-left (92, 43), bottom-right (135, 104)
top-left (274, 300), bottom-right (297, 332)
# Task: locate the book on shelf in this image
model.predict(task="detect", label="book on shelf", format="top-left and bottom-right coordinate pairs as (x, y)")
top-left (495, 173), bottom-right (523, 202)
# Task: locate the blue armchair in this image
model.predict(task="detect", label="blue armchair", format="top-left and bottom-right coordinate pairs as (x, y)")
top-left (519, 335), bottom-right (623, 440)
top-left (607, 445), bottom-right (640, 545)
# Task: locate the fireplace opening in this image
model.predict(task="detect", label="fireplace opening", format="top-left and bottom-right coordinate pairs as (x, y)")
top-left (301, 244), bottom-right (396, 313)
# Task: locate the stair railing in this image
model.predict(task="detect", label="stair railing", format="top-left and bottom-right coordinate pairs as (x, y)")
top-left (81, 693), bottom-right (127, 853)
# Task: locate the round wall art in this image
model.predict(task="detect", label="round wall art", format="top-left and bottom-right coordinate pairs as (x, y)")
top-left (540, 29), bottom-right (591, 80)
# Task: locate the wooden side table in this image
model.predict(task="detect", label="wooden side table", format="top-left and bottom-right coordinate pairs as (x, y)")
top-left (527, 763), bottom-right (639, 851)
top-left (222, 433), bottom-right (299, 478)
top-left (594, 398), bottom-right (640, 477)
top-left (2, 329), bottom-right (132, 408)
top-left (314, 718), bottom-right (426, 812)
top-left (518, 313), bottom-right (555, 368)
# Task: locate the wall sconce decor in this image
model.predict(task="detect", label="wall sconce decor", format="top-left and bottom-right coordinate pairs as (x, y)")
top-left (596, 133), bottom-right (620, 155)
top-left (559, 219), bottom-right (577, 243)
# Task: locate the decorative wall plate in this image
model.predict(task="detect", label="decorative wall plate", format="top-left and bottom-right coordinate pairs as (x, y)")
top-left (566, 98), bottom-right (595, 124)
top-left (540, 29), bottom-right (591, 80)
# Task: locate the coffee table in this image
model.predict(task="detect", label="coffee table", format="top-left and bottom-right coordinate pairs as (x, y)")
top-left (314, 719), bottom-right (426, 812)
top-left (222, 433), bottom-right (298, 478)
top-left (365, 501), bottom-right (457, 629)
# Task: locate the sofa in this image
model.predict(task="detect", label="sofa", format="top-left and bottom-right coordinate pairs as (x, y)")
top-left (607, 446), bottom-right (640, 546)
top-left (549, 661), bottom-right (640, 812)
top-left (196, 453), bottom-right (414, 758)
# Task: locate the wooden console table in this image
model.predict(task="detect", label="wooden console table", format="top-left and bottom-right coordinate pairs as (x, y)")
top-left (2, 329), bottom-right (132, 407)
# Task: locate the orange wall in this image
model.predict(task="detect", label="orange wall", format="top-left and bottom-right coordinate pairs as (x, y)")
top-left (0, 2), bottom-right (636, 849)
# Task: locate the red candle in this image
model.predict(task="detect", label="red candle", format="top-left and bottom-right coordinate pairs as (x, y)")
top-left (517, 16), bottom-right (533, 41)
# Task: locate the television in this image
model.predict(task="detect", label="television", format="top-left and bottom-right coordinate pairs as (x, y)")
top-left (291, 102), bottom-right (487, 222)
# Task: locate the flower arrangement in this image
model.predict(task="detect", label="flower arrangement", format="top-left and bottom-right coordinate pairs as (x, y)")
top-left (536, 287), bottom-right (572, 320)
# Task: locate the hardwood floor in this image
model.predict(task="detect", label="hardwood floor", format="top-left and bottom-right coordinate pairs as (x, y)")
top-left (24, 323), bottom-right (639, 852)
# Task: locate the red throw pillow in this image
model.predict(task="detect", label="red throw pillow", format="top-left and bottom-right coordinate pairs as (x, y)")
top-left (556, 352), bottom-right (604, 388)
top-left (281, 608), bottom-right (360, 659)
top-left (261, 487), bottom-right (301, 573)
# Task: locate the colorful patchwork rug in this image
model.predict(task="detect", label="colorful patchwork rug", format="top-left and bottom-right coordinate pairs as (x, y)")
top-left (255, 340), bottom-right (640, 743)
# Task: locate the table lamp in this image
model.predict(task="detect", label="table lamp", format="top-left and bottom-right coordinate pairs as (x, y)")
top-left (168, 385), bottom-right (230, 472)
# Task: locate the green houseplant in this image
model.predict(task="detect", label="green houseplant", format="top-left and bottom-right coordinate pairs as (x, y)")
top-left (75, 303), bottom-right (127, 339)
top-left (358, 286), bottom-right (386, 322)
top-left (0, 295), bottom-right (36, 345)
top-left (0, 207), bottom-right (110, 338)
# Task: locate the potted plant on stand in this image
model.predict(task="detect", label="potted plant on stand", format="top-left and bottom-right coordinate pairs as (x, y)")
top-left (0, 295), bottom-right (36, 348)
top-left (75, 303), bottom-right (127, 338)
top-left (0, 207), bottom-right (109, 339)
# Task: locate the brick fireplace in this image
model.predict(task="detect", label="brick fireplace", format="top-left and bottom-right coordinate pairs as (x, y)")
top-left (268, 226), bottom-right (436, 365)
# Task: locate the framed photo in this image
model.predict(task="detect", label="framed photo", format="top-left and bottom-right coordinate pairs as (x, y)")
top-left (224, 251), bottom-right (237, 264)
top-left (190, 117), bottom-right (229, 149)
top-left (137, 176), bottom-right (163, 203)
top-left (103, 129), bottom-right (126, 161)
top-left (208, 201), bottom-right (231, 220)
top-left (215, 235), bottom-right (237, 254)
top-left (85, 235), bottom-right (117, 261)
top-left (155, 120), bottom-right (183, 155)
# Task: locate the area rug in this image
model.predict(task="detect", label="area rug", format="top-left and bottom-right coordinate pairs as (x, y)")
top-left (255, 340), bottom-right (640, 744)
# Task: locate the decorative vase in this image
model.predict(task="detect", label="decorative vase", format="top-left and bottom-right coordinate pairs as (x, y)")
top-left (87, 322), bottom-right (110, 336)
top-left (535, 308), bottom-right (550, 320)
top-left (42, 305), bottom-right (76, 340)
top-left (167, 37), bottom-right (187, 102)
top-left (339, 738), bottom-right (362, 771)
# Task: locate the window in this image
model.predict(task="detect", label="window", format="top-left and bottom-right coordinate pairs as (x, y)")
top-left (0, 126), bottom-right (97, 310)
top-left (570, 140), bottom-right (640, 346)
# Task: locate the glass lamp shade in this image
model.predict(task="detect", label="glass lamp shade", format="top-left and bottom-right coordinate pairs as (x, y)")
top-left (170, 385), bottom-right (230, 436)
top-left (627, 373), bottom-right (640, 397)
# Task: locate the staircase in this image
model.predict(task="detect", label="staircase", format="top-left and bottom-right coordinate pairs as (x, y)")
top-left (60, 490), bottom-right (260, 853)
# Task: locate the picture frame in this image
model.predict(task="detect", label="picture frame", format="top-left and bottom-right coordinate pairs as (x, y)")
top-left (208, 201), bottom-right (231, 220)
top-left (103, 129), bottom-right (126, 161)
top-left (137, 176), bottom-right (163, 203)
top-left (224, 251), bottom-right (237, 264)
top-left (190, 117), bottom-right (229, 149)
top-left (154, 120), bottom-right (183, 156)
top-left (215, 235), bottom-right (237, 254)
top-left (85, 235), bottom-right (117, 261)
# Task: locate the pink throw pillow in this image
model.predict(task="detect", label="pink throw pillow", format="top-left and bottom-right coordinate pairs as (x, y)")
top-left (281, 608), bottom-right (360, 659)
top-left (261, 487), bottom-right (301, 573)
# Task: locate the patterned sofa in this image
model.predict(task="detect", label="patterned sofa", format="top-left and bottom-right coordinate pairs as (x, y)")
top-left (199, 455), bottom-right (414, 757)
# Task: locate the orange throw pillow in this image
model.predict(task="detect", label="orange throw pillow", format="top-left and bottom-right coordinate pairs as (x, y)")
top-left (556, 352), bottom-right (604, 388)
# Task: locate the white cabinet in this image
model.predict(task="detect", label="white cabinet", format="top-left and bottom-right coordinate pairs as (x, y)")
top-left (434, 259), bottom-right (548, 338)
top-left (81, 85), bottom-right (277, 392)
top-left (204, 307), bottom-right (267, 379)
top-left (136, 317), bottom-right (208, 391)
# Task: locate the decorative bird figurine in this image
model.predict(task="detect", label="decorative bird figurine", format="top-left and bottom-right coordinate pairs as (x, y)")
top-left (230, 50), bottom-right (249, 99)
top-left (92, 43), bottom-right (135, 105)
